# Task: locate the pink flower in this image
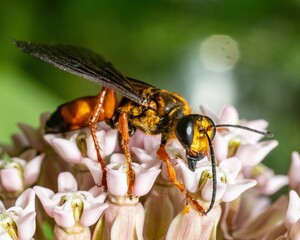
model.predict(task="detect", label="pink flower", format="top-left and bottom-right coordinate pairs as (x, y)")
top-left (0, 188), bottom-right (36, 240)
top-left (235, 140), bottom-right (278, 167)
top-left (243, 164), bottom-right (288, 195)
top-left (86, 153), bottom-right (160, 240)
top-left (178, 157), bottom-right (257, 205)
top-left (44, 122), bottom-right (118, 164)
top-left (131, 138), bottom-right (184, 182)
top-left (0, 154), bottom-right (44, 194)
top-left (34, 172), bottom-right (108, 231)
top-left (129, 129), bottom-right (161, 153)
top-left (85, 153), bottom-right (161, 200)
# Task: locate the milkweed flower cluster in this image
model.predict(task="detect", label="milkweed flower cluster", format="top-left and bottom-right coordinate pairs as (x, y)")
top-left (0, 105), bottom-right (298, 239)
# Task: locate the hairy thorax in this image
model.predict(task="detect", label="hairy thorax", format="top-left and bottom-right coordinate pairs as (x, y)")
top-left (115, 88), bottom-right (192, 139)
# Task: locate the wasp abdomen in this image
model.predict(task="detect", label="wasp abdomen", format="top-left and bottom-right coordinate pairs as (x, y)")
top-left (46, 91), bottom-right (117, 133)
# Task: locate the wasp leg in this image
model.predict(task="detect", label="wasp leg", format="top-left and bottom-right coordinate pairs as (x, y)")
top-left (157, 144), bottom-right (205, 214)
top-left (118, 112), bottom-right (135, 198)
top-left (87, 87), bottom-right (108, 190)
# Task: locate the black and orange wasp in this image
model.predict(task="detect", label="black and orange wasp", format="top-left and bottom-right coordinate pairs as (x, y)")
top-left (13, 40), bottom-right (272, 214)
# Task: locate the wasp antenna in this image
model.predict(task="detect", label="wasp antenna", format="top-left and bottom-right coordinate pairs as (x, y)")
top-left (215, 124), bottom-right (273, 138)
top-left (204, 132), bottom-right (217, 214)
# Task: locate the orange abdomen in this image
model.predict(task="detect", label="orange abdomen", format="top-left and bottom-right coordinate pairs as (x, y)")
top-left (45, 90), bottom-right (117, 133)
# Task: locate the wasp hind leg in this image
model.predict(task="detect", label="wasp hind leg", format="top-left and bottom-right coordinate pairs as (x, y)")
top-left (157, 144), bottom-right (205, 214)
top-left (87, 87), bottom-right (108, 190)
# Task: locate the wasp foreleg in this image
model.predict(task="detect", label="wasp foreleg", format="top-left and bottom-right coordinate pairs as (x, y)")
top-left (157, 144), bottom-right (205, 214)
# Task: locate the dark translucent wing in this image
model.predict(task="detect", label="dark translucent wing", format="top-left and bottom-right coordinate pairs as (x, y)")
top-left (13, 39), bottom-right (147, 105)
top-left (126, 77), bottom-right (155, 90)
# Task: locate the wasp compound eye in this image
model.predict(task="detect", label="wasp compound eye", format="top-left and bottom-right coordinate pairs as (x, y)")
top-left (176, 115), bottom-right (194, 148)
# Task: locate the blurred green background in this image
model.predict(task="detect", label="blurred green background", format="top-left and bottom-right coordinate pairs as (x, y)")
top-left (0, 1), bottom-right (299, 173)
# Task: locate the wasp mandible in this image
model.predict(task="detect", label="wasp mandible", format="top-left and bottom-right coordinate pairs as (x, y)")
top-left (13, 40), bottom-right (272, 214)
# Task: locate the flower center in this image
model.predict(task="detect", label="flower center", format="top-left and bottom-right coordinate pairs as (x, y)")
top-left (0, 212), bottom-right (18, 240)
top-left (228, 138), bottom-right (241, 157)
top-left (60, 193), bottom-right (85, 222)
top-left (76, 133), bottom-right (88, 157)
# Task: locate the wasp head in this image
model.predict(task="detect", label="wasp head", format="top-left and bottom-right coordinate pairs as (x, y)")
top-left (175, 114), bottom-right (216, 171)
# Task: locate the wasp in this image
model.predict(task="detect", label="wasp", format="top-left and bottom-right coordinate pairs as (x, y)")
top-left (13, 40), bottom-right (272, 214)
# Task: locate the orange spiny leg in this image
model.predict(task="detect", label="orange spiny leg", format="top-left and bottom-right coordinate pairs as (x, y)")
top-left (87, 88), bottom-right (108, 190)
top-left (118, 112), bottom-right (135, 198)
top-left (157, 144), bottom-right (205, 214)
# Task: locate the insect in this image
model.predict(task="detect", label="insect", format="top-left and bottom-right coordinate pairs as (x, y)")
top-left (13, 40), bottom-right (272, 214)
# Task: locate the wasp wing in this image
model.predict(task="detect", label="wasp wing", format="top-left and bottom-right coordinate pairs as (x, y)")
top-left (13, 40), bottom-right (148, 105)
top-left (126, 77), bottom-right (155, 90)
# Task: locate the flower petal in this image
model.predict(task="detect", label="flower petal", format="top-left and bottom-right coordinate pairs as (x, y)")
top-left (0, 133), bottom-right (29, 157)
top-left (33, 186), bottom-right (56, 217)
top-left (47, 137), bottom-right (83, 164)
top-left (219, 157), bottom-right (241, 180)
top-left (166, 208), bottom-right (203, 239)
top-left (290, 218), bottom-right (300, 240)
top-left (107, 168), bottom-right (128, 196)
top-left (131, 147), bottom-right (155, 163)
top-left (58, 172), bottom-right (78, 192)
top-left (16, 212), bottom-right (36, 240)
top-left (0, 168), bottom-right (23, 192)
top-left (134, 168), bottom-right (161, 196)
top-left (84, 158), bottom-right (103, 185)
top-left (103, 129), bottom-right (118, 156)
top-left (143, 184), bottom-right (174, 240)
top-left (88, 186), bottom-right (107, 202)
top-left (106, 203), bottom-right (145, 240)
top-left (235, 140), bottom-right (278, 167)
top-left (80, 203), bottom-right (109, 227)
top-left (262, 175), bottom-right (288, 195)
top-left (213, 133), bottom-right (228, 161)
top-left (110, 153), bottom-right (126, 164)
top-left (288, 151), bottom-right (300, 190)
top-left (177, 160), bottom-right (198, 193)
top-left (201, 180), bottom-right (227, 202)
top-left (23, 153), bottom-right (44, 186)
top-left (240, 119), bottom-right (269, 143)
top-left (15, 188), bottom-right (36, 214)
top-left (0, 230), bottom-right (14, 239)
top-left (285, 190), bottom-right (300, 230)
top-left (86, 129), bottom-right (118, 161)
top-left (18, 123), bottom-right (44, 152)
top-left (222, 179), bottom-right (257, 202)
top-left (218, 105), bottom-right (239, 124)
top-left (53, 207), bottom-right (76, 228)
top-left (0, 201), bottom-right (6, 212)
top-left (199, 105), bottom-right (218, 122)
